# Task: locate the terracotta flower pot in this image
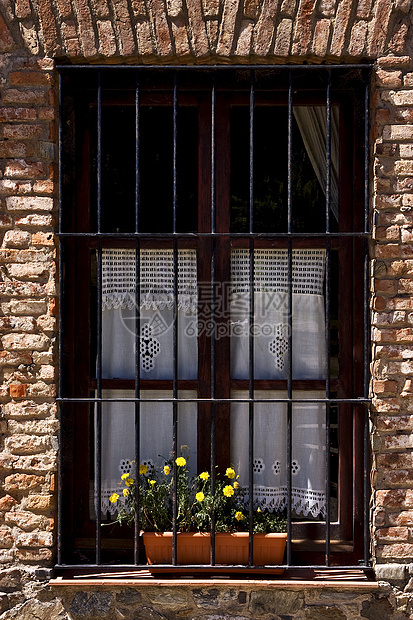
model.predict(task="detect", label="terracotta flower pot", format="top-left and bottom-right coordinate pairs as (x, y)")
top-left (142, 531), bottom-right (287, 572)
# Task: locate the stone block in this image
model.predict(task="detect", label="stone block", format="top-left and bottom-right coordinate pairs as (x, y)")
top-left (249, 590), bottom-right (303, 615)
top-left (375, 563), bottom-right (407, 580)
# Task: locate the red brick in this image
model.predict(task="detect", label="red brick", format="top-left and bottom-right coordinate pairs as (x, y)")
top-left (373, 379), bottom-right (398, 393)
top-left (330, 0), bottom-right (352, 55)
top-left (16, 548), bottom-right (53, 562)
top-left (3, 473), bottom-right (45, 491)
top-left (37, 0), bottom-right (61, 55)
top-left (9, 384), bottom-right (27, 398)
top-left (111, 0), bottom-right (136, 55)
top-left (399, 279), bottom-right (413, 293)
top-left (146, 0), bottom-right (173, 56)
top-left (0, 495), bottom-right (18, 511)
top-left (0, 141), bottom-right (34, 158)
top-left (375, 526), bottom-right (409, 541)
top-left (375, 279), bottom-right (396, 294)
top-left (0, 12), bottom-right (15, 51)
top-left (389, 511), bottom-right (413, 526)
top-left (376, 489), bottom-right (413, 508)
top-left (272, 18), bottom-right (292, 55)
top-left (2, 124), bottom-right (44, 140)
top-left (376, 543), bottom-right (413, 558)
top-left (14, 0), bottom-right (32, 17)
top-left (72, 0), bottom-right (98, 56)
top-left (375, 243), bottom-right (400, 258)
top-left (3, 160), bottom-right (45, 180)
top-left (186, 0), bottom-right (209, 56)
top-left (9, 72), bottom-right (52, 87)
top-left (252, 0), bottom-right (278, 56)
top-left (291, 0), bottom-right (317, 55)
top-left (2, 89), bottom-right (47, 105)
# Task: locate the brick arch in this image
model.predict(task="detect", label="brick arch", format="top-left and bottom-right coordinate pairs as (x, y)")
top-left (0, 0), bottom-right (411, 62)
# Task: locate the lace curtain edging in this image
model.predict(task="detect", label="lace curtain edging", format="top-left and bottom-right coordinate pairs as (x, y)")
top-left (102, 248), bottom-right (198, 313)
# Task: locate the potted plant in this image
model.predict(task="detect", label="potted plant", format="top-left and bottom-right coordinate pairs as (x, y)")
top-left (108, 452), bottom-right (287, 569)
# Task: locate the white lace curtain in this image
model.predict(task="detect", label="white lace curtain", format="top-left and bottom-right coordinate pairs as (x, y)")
top-left (98, 248), bottom-right (326, 519)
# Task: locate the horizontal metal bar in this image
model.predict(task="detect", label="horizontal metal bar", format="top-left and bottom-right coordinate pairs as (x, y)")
top-left (57, 64), bottom-right (374, 71)
top-left (54, 563), bottom-right (373, 571)
top-left (57, 231), bottom-right (372, 238)
top-left (57, 397), bottom-right (371, 404)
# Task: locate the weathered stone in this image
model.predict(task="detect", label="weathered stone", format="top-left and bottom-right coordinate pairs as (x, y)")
top-left (375, 563), bottom-right (407, 580)
top-left (360, 596), bottom-right (394, 619)
top-left (134, 608), bottom-right (168, 620)
top-left (249, 590), bottom-right (303, 615)
top-left (116, 589), bottom-right (143, 605)
top-left (0, 569), bottom-right (21, 592)
top-left (217, 0), bottom-right (241, 56)
top-left (70, 591), bottom-right (113, 616)
top-left (305, 607), bottom-right (346, 620)
top-left (1, 598), bottom-right (67, 620)
top-left (148, 590), bottom-right (188, 608)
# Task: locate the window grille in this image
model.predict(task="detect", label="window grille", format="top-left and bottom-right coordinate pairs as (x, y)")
top-left (57, 65), bottom-right (372, 574)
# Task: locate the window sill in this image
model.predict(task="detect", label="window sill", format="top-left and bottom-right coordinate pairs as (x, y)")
top-left (50, 568), bottom-right (379, 589)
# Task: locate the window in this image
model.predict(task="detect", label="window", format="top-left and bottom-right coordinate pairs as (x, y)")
top-left (57, 66), bottom-right (371, 571)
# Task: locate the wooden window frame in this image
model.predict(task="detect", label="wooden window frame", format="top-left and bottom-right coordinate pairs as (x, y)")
top-left (58, 67), bottom-right (370, 569)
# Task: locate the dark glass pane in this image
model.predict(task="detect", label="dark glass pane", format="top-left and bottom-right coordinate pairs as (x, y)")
top-left (91, 105), bottom-right (198, 233)
top-left (230, 106), bottom-right (334, 233)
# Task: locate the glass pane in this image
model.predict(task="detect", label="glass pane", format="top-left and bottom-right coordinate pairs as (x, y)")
top-left (91, 105), bottom-right (198, 233)
top-left (230, 106), bottom-right (339, 234)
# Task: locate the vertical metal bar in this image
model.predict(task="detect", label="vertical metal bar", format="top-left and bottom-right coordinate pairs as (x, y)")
top-left (134, 71), bottom-right (141, 565)
top-left (364, 71), bottom-right (371, 561)
top-left (210, 71), bottom-right (216, 566)
top-left (57, 71), bottom-right (64, 566)
top-left (286, 70), bottom-right (293, 566)
top-left (94, 70), bottom-right (103, 565)
top-left (325, 69), bottom-right (332, 565)
top-left (248, 70), bottom-right (255, 566)
top-left (172, 71), bottom-right (178, 565)
top-left (364, 70), bottom-right (370, 237)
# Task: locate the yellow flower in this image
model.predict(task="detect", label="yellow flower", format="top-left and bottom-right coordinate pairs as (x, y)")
top-left (109, 493), bottom-right (119, 503)
top-left (235, 511), bottom-right (244, 521)
top-left (164, 465), bottom-right (171, 475)
top-left (199, 472), bottom-right (210, 481)
top-left (226, 467), bottom-right (236, 479)
top-left (123, 488), bottom-right (129, 497)
top-left (257, 507), bottom-right (262, 513)
top-left (121, 473), bottom-right (129, 480)
top-left (223, 485), bottom-right (234, 497)
top-left (149, 479), bottom-right (156, 486)
top-left (175, 457), bottom-right (186, 467)
top-left (196, 492), bottom-right (205, 502)
top-left (233, 481), bottom-right (240, 489)
top-left (125, 478), bottom-right (134, 487)
top-left (139, 464), bottom-right (148, 475)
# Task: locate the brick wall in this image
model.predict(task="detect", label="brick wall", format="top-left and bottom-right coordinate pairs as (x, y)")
top-left (0, 0), bottom-right (413, 617)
